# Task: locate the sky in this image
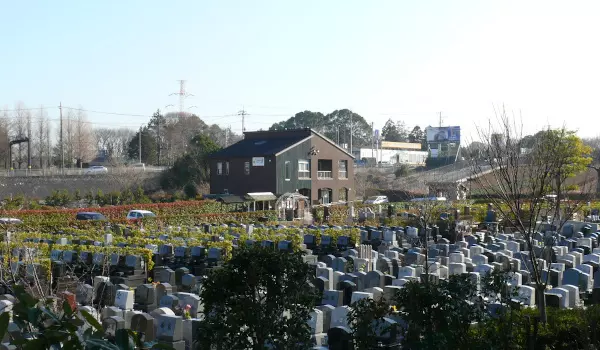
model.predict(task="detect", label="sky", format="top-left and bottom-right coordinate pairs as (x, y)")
top-left (2, 1), bottom-right (600, 143)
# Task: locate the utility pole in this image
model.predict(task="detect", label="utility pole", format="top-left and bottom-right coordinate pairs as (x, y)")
top-left (156, 114), bottom-right (161, 166)
top-left (59, 102), bottom-right (64, 171)
top-left (439, 111), bottom-right (443, 128)
top-left (349, 110), bottom-right (353, 154)
top-left (27, 110), bottom-right (31, 171)
top-left (139, 126), bottom-right (142, 164)
top-left (371, 122), bottom-right (374, 159)
top-left (225, 126), bottom-right (229, 147)
top-left (238, 108), bottom-right (248, 136)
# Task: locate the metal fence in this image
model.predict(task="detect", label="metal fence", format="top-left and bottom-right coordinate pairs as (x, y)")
top-left (0, 166), bottom-right (168, 177)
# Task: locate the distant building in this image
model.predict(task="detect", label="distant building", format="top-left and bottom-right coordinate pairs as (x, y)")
top-left (354, 141), bottom-right (427, 166)
top-left (209, 128), bottom-right (355, 206)
top-left (425, 126), bottom-right (462, 165)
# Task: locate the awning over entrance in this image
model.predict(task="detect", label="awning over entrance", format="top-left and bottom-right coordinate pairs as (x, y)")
top-left (217, 195), bottom-right (247, 204)
top-left (246, 192), bottom-right (277, 201)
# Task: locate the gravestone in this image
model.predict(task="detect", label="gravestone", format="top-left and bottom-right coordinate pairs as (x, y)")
top-left (327, 326), bottom-right (354, 350)
top-left (332, 257), bottom-right (348, 273)
top-left (155, 314), bottom-right (184, 343)
top-left (114, 290), bottom-right (134, 310)
top-left (338, 280), bottom-right (357, 306)
top-left (156, 283), bottom-right (173, 304)
top-left (365, 270), bottom-right (384, 289)
top-left (130, 313), bottom-right (155, 343)
top-left (322, 290), bottom-right (344, 307)
top-left (159, 295), bottom-right (180, 310)
top-left (102, 316), bottom-right (125, 339)
top-left (76, 284), bottom-right (93, 306)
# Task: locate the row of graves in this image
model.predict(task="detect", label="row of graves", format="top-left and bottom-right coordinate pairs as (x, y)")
top-left (7, 216), bottom-right (600, 349)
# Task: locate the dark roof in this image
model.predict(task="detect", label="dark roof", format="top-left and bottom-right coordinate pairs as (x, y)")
top-left (217, 195), bottom-right (247, 204)
top-left (210, 133), bottom-right (310, 158)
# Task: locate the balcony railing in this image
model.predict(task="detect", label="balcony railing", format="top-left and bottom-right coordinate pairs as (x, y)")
top-left (339, 170), bottom-right (347, 179)
top-left (317, 171), bottom-right (333, 179)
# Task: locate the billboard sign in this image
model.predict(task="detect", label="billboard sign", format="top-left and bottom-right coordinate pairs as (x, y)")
top-left (426, 126), bottom-right (460, 143)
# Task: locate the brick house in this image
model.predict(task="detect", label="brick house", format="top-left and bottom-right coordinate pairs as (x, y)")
top-left (209, 128), bottom-right (355, 205)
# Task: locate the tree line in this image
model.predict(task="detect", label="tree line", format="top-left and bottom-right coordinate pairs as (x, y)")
top-left (0, 103), bottom-right (239, 169)
top-left (269, 110), bottom-right (428, 149)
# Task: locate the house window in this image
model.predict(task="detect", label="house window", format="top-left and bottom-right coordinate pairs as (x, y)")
top-left (217, 162), bottom-right (223, 175)
top-left (319, 188), bottom-right (332, 205)
top-left (225, 162), bottom-right (229, 175)
top-left (317, 159), bottom-right (333, 179)
top-left (339, 187), bottom-right (348, 202)
top-left (285, 161), bottom-right (291, 180)
top-left (338, 160), bottom-right (348, 179)
top-left (298, 160), bottom-right (310, 179)
top-left (244, 161), bottom-right (250, 175)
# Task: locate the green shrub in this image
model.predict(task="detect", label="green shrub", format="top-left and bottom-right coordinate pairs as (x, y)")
top-left (184, 182), bottom-right (199, 199)
top-left (394, 164), bottom-right (411, 178)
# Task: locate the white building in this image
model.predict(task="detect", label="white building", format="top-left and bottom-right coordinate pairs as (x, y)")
top-left (357, 147), bottom-right (428, 166)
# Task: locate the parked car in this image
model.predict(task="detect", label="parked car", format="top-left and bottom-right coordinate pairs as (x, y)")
top-left (0, 218), bottom-right (22, 225)
top-left (85, 166), bottom-right (108, 175)
top-left (126, 210), bottom-right (156, 220)
top-left (364, 196), bottom-right (389, 205)
top-left (75, 212), bottom-right (107, 221)
top-left (131, 163), bottom-right (146, 172)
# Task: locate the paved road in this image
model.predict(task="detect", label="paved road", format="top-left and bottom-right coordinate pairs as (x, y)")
top-left (0, 166), bottom-right (168, 177)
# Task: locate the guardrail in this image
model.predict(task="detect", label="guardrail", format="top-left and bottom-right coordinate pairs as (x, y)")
top-left (0, 166), bottom-right (168, 177)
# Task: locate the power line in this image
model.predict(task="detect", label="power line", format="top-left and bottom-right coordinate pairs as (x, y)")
top-left (61, 106), bottom-right (149, 118)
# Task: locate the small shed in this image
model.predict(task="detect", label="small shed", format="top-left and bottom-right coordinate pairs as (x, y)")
top-left (216, 195), bottom-right (247, 211)
top-left (275, 192), bottom-right (310, 221)
top-left (245, 192), bottom-right (277, 211)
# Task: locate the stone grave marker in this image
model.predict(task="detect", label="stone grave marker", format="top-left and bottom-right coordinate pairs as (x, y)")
top-left (327, 326), bottom-right (353, 350)
top-left (76, 284), bottom-right (93, 306)
top-left (159, 294), bottom-right (179, 310)
top-left (102, 316), bottom-right (125, 339)
top-left (322, 290), bottom-right (343, 307)
top-left (115, 290), bottom-right (134, 310)
top-left (131, 312), bottom-right (155, 343)
top-left (155, 314), bottom-right (184, 343)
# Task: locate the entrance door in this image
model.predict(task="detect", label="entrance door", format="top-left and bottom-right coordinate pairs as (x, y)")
top-left (321, 190), bottom-right (330, 204)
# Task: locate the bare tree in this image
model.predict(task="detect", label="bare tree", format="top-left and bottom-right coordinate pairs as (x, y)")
top-left (93, 127), bottom-right (134, 165)
top-left (470, 108), bottom-right (593, 322)
top-left (63, 109), bottom-right (75, 167)
top-left (112, 128), bottom-right (135, 164)
top-left (45, 121), bottom-right (52, 168)
top-left (94, 128), bottom-right (113, 152)
top-left (73, 109), bottom-right (95, 166)
top-left (35, 106), bottom-right (49, 168)
top-left (0, 106), bottom-right (11, 168)
top-left (12, 102), bottom-right (28, 169)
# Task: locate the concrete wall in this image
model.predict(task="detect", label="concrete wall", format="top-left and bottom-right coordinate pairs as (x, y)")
top-left (0, 173), bottom-right (161, 199)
